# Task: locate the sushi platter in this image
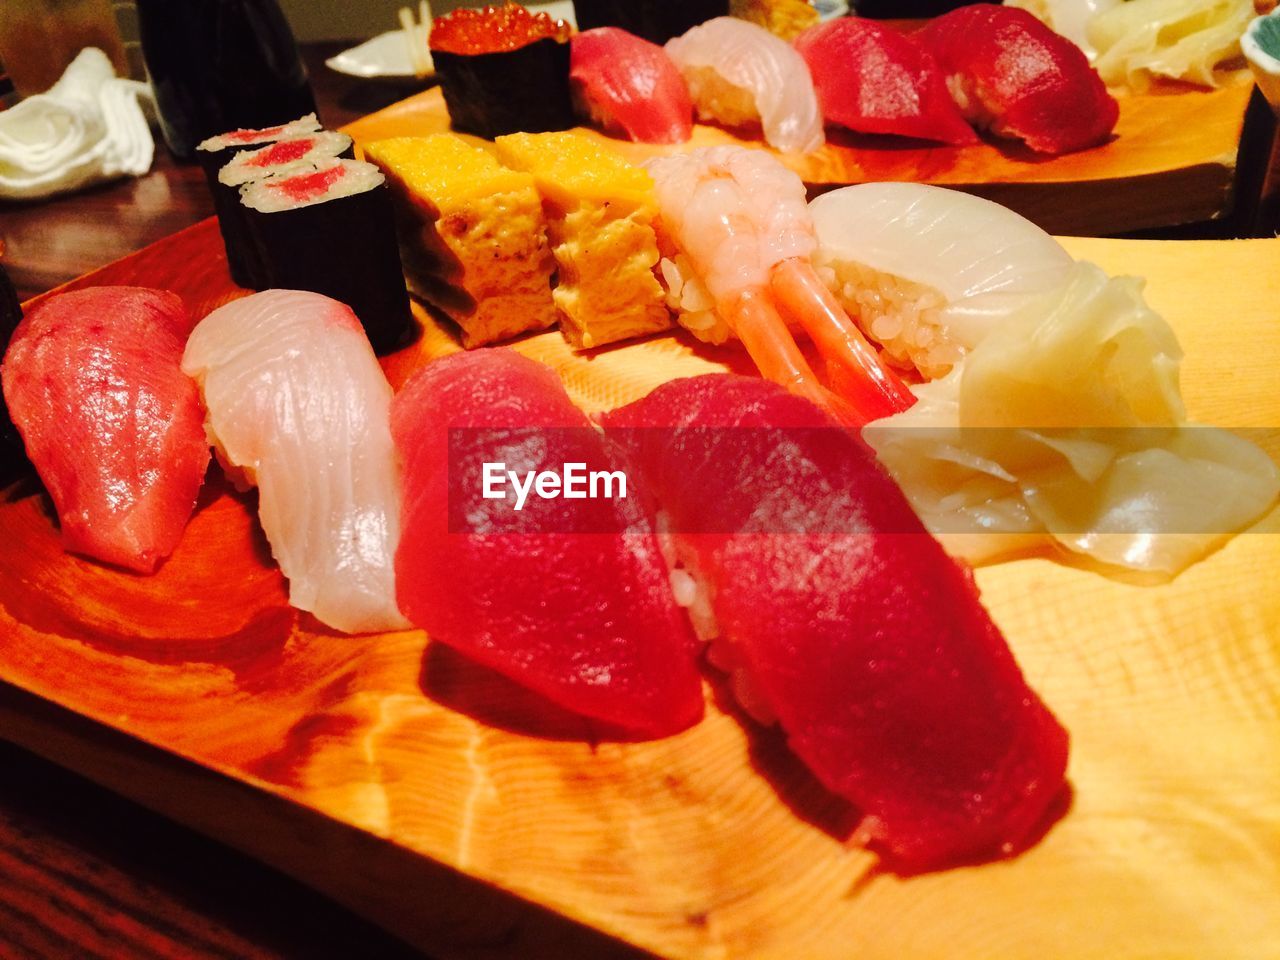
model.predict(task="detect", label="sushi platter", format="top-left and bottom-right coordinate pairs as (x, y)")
top-left (344, 75), bottom-right (1259, 236)
top-left (1, 193), bottom-right (1279, 960)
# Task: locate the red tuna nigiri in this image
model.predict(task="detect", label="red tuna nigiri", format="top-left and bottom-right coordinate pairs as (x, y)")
top-left (794, 19), bottom-right (977, 146)
top-left (1, 287), bottom-right (209, 572)
top-left (919, 3), bottom-right (1118, 155)
top-left (392, 350), bottom-right (703, 737)
top-left (601, 375), bottom-right (1068, 870)
top-left (570, 27), bottom-right (694, 144)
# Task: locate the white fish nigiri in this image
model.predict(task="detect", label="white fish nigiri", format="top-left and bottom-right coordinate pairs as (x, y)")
top-left (182, 290), bottom-right (409, 634)
top-left (809, 182), bottom-right (1074, 378)
top-left (665, 17), bottom-right (824, 154)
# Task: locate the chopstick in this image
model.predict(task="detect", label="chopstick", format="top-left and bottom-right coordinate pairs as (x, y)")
top-left (398, 0), bottom-right (434, 77)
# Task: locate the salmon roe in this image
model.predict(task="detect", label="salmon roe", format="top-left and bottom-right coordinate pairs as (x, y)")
top-left (429, 3), bottom-right (572, 55)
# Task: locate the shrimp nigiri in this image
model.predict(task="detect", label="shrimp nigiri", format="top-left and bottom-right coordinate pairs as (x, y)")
top-left (664, 17), bottom-right (825, 154)
top-left (646, 146), bottom-right (913, 425)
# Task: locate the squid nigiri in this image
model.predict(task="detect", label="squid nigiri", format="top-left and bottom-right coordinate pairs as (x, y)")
top-left (809, 182), bottom-right (1075, 379)
top-left (647, 145), bottom-right (913, 426)
top-left (919, 3), bottom-right (1119, 155)
top-left (570, 27), bottom-right (694, 144)
top-left (600, 374), bottom-right (1070, 870)
top-left (794, 18), bottom-right (978, 146)
top-left (1, 287), bottom-right (209, 572)
top-left (664, 16), bottom-right (824, 153)
top-left (182, 290), bottom-right (407, 635)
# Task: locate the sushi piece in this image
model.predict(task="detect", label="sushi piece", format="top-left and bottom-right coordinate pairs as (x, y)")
top-left (569, 27), bottom-right (694, 144)
top-left (218, 131), bottom-right (354, 189)
top-left (0, 287), bottom-right (209, 572)
top-left (1004, 0), bottom-right (1122, 60)
top-left (918, 4), bottom-right (1119, 155)
top-left (647, 146), bottom-right (913, 425)
top-left (0, 259), bottom-right (29, 486)
top-left (238, 157), bottom-right (414, 355)
top-left (664, 17), bottom-right (825, 154)
top-left (429, 4), bottom-right (574, 139)
top-left (793, 19), bottom-right (978, 146)
top-left (809, 182), bottom-right (1075, 379)
top-left (392, 349), bottom-right (703, 736)
top-left (572, 0), bottom-right (729, 44)
top-left (600, 374), bottom-right (1070, 870)
top-left (213, 131), bottom-right (355, 290)
top-left (195, 114), bottom-right (322, 287)
top-left (493, 131), bottom-right (672, 349)
top-left (181, 290), bottom-right (408, 635)
top-left (363, 135), bottom-right (558, 348)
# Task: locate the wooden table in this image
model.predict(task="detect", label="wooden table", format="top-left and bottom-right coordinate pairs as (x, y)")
top-left (0, 42), bottom-right (438, 960)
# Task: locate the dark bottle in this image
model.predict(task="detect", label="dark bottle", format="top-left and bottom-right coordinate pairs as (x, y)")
top-left (854, 0), bottom-right (985, 17)
top-left (572, 0), bottom-right (729, 44)
top-left (136, 0), bottom-right (316, 160)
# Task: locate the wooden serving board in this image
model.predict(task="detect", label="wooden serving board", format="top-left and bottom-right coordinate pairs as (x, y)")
top-left (2, 217), bottom-right (1279, 958)
top-left (342, 78), bottom-right (1259, 236)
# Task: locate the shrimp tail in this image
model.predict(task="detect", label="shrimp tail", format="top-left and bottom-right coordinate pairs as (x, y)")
top-left (770, 258), bottom-right (916, 421)
top-left (724, 290), bottom-right (860, 426)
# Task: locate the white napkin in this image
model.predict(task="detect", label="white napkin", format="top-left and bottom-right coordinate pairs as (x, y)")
top-left (0, 47), bottom-right (155, 201)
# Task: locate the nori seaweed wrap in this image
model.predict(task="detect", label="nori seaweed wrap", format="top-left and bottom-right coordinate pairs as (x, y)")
top-left (0, 261), bottom-right (31, 485)
top-left (430, 5), bottom-right (575, 140)
top-left (195, 114), bottom-right (321, 286)
top-left (216, 131), bottom-right (354, 288)
top-left (239, 159), bottom-right (415, 355)
top-left (571, 0), bottom-right (729, 44)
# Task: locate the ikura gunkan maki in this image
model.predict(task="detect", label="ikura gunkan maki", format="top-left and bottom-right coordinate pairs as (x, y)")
top-left (195, 114), bottom-right (322, 286)
top-left (429, 4), bottom-right (575, 139)
top-left (239, 158), bottom-right (415, 354)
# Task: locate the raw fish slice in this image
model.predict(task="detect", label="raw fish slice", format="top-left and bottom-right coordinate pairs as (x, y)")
top-left (919, 3), bottom-right (1119, 155)
top-left (793, 19), bottom-right (978, 146)
top-left (664, 17), bottom-right (824, 153)
top-left (1, 287), bottom-right (209, 572)
top-left (809, 182), bottom-right (1075, 378)
top-left (182, 290), bottom-right (407, 634)
top-left (392, 350), bottom-right (703, 737)
top-left (570, 28), bottom-right (694, 144)
top-left (601, 375), bottom-right (1069, 870)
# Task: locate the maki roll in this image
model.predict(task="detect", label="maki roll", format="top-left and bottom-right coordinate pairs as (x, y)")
top-left (572, 0), bottom-right (729, 44)
top-left (195, 114), bottom-right (321, 286)
top-left (216, 131), bottom-right (355, 288)
top-left (239, 158), bottom-right (415, 355)
top-left (429, 4), bottom-right (575, 139)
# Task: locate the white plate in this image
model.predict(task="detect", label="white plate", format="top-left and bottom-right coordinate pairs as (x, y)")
top-left (325, 2), bottom-right (578, 80)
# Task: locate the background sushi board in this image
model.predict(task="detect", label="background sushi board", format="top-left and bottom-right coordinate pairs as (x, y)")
top-left (2, 218), bottom-right (1280, 957)
top-left (343, 76), bottom-right (1259, 237)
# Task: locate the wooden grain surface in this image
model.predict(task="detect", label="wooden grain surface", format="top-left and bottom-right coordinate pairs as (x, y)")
top-left (2, 214), bottom-right (1278, 958)
top-left (343, 78), bottom-right (1256, 236)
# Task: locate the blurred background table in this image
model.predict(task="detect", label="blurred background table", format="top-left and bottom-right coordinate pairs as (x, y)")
top-left (0, 43), bottom-right (437, 960)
